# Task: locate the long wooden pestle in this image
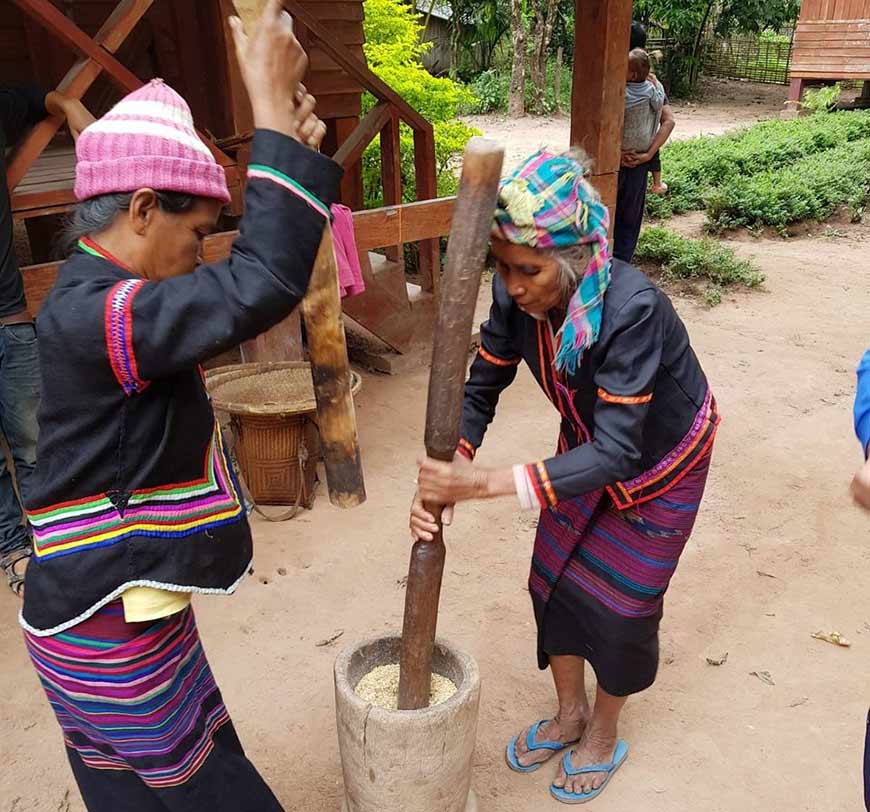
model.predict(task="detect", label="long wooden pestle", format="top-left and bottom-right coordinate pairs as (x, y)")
top-left (397, 137), bottom-right (504, 709)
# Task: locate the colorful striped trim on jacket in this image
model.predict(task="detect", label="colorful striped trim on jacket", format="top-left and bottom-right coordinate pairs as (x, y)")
top-left (479, 346), bottom-right (522, 367)
top-left (597, 387), bottom-right (653, 405)
top-left (24, 603), bottom-right (230, 788)
top-left (105, 278), bottom-right (148, 395)
top-left (27, 422), bottom-right (244, 561)
top-left (247, 164), bottom-right (330, 219)
top-left (456, 438), bottom-right (477, 461)
top-left (606, 390), bottom-right (719, 510)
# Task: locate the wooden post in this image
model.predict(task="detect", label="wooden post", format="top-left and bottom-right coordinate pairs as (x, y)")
top-left (569, 0), bottom-right (632, 216)
top-left (397, 137), bottom-right (504, 710)
top-left (413, 127), bottom-right (440, 296)
top-left (301, 225), bottom-right (367, 509)
top-left (554, 46), bottom-right (563, 115)
top-left (380, 109), bottom-right (402, 263)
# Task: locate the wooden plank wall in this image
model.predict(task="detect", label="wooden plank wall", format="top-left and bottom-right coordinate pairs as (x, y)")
top-left (1, 0), bottom-right (367, 129)
top-left (295, 0), bottom-right (366, 121)
top-left (792, 0), bottom-right (870, 79)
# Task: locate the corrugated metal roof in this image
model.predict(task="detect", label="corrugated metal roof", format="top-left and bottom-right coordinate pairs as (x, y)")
top-left (415, 0), bottom-right (452, 21)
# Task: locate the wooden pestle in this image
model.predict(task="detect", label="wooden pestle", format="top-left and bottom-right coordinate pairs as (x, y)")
top-left (397, 137), bottom-right (504, 710)
top-left (301, 225), bottom-right (366, 508)
top-left (233, 0), bottom-right (365, 508)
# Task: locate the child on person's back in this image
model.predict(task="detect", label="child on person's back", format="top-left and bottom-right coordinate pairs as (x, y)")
top-left (622, 48), bottom-right (667, 194)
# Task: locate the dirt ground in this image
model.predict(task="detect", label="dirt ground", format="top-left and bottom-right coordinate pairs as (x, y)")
top-left (465, 78), bottom-right (787, 171)
top-left (3, 81), bottom-right (870, 811)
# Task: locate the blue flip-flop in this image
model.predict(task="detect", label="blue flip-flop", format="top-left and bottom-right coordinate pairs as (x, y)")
top-left (505, 719), bottom-right (579, 774)
top-left (549, 739), bottom-right (629, 804)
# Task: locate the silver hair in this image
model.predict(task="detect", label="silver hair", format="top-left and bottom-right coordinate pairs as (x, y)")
top-left (57, 190), bottom-right (197, 257)
top-left (549, 243), bottom-right (594, 301)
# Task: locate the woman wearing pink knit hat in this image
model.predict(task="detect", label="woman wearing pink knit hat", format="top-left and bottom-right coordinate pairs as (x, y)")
top-left (20, 2), bottom-right (336, 810)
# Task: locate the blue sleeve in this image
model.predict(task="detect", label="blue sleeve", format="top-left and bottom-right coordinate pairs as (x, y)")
top-left (854, 350), bottom-right (870, 456)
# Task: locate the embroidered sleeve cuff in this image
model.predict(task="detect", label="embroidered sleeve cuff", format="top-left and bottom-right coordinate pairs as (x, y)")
top-left (525, 461), bottom-right (558, 508)
top-left (479, 346), bottom-right (522, 367)
top-left (597, 387), bottom-right (653, 405)
top-left (249, 129), bottom-right (343, 215)
top-left (457, 438), bottom-right (476, 461)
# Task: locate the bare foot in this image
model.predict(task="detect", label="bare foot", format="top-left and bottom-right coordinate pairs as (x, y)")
top-left (553, 729), bottom-right (617, 796)
top-left (511, 715), bottom-right (587, 769)
top-left (650, 182), bottom-right (669, 195)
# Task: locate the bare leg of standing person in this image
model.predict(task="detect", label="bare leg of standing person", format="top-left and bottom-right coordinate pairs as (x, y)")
top-left (512, 655), bottom-right (591, 768)
top-left (552, 684), bottom-right (629, 795)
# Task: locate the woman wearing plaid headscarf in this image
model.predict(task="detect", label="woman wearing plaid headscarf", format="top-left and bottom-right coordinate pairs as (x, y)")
top-left (410, 149), bottom-right (719, 804)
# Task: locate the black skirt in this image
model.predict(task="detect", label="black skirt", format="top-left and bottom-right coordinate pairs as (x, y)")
top-left (532, 575), bottom-right (662, 697)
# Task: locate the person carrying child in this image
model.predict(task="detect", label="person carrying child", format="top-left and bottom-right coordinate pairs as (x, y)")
top-left (613, 46), bottom-right (675, 263)
top-left (622, 49), bottom-right (664, 176)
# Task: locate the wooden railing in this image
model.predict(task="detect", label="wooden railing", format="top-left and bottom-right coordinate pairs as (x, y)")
top-left (7, 0), bottom-right (242, 215)
top-left (284, 0), bottom-right (441, 296)
top-left (19, 196), bottom-right (456, 318)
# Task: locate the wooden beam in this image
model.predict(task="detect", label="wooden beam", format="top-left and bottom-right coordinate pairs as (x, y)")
top-left (569, 0), bottom-right (632, 218)
top-left (354, 198), bottom-right (454, 251)
top-left (413, 128), bottom-right (440, 295)
top-left (10, 0), bottom-right (144, 92)
top-left (21, 198), bottom-right (458, 315)
top-left (6, 0), bottom-right (154, 191)
top-left (9, 0), bottom-right (235, 172)
top-left (333, 101), bottom-right (392, 169)
top-left (380, 108), bottom-right (402, 263)
top-left (569, 0), bottom-right (631, 169)
top-left (333, 117), bottom-right (364, 210)
top-left (283, 0), bottom-right (433, 135)
top-left (217, 0), bottom-right (255, 138)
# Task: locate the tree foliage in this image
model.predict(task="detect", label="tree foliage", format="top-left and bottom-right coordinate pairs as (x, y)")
top-left (633, 0), bottom-right (801, 96)
top-left (361, 0), bottom-right (479, 207)
top-left (447, 0), bottom-right (510, 77)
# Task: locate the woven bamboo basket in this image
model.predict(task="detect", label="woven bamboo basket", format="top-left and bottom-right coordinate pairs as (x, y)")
top-left (207, 362), bottom-right (362, 507)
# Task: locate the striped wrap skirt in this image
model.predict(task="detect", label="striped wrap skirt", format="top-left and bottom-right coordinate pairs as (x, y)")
top-left (24, 601), bottom-right (282, 812)
top-left (530, 450), bottom-right (712, 697)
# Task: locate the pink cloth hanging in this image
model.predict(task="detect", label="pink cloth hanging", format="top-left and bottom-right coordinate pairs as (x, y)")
top-left (330, 204), bottom-right (366, 298)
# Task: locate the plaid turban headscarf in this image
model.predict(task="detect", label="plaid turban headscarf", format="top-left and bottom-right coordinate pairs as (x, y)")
top-left (492, 150), bottom-right (612, 375)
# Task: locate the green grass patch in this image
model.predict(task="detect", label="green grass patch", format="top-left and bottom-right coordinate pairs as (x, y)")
top-left (704, 138), bottom-right (870, 231)
top-left (634, 226), bottom-right (764, 305)
top-left (646, 110), bottom-right (870, 222)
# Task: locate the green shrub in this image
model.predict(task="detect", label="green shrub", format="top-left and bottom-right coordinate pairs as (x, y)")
top-left (801, 83), bottom-right (843, 114)
top-left (360, 0), bottom-right (480, 209)
top-left (634, 226), bottom-right (765, 302)
top-left (645, 110), bottom-right (870, 221)
top-left (469, 69), bottom-right (508, 114)
top-left (705, 138), bottom-right (870, 231)
top-left (462, 52), bottom-right (574, 116)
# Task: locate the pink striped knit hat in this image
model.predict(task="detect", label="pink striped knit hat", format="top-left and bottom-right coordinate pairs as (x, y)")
top-left (74, 79), bottom-right (230, 203)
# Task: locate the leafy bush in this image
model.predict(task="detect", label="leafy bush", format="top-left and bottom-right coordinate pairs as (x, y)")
top-left (634, 226), bottom-right (765, 303)
top-left (801, 83), bottom-right (843, 114)
top-left (360, 0), bottom-right (479, 208)
top-left (469, 69), bottom-right (508, 114)
top-left (705, 138), bottom-right (870, 231)
top-left (463, 55), bottom-right (574, 115)
top-left (645, 110), bottom-right (870, 221)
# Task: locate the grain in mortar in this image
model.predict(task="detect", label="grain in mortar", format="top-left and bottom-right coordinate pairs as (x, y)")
top-left (355, 663), bottom-right (456, 710)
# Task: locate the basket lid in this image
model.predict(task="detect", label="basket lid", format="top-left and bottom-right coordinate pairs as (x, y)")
top-left (207, 362), bottom-right (361, 417)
